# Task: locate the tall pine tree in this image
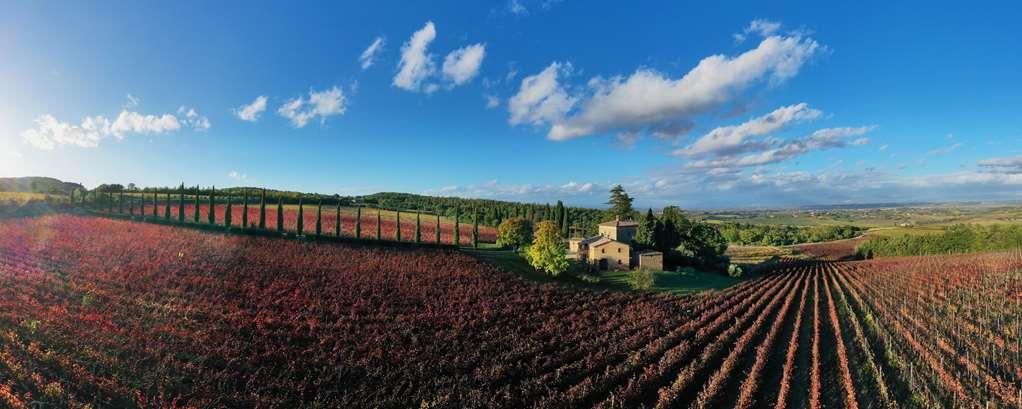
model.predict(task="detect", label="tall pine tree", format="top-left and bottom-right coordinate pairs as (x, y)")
top-left (164, 192), bottom-right (171, 219)
top-left (607, 185), bottom-right (635, 220)
top-left (396, 211), bottom-right (401, 241)
top-left (415, 212), bottom-right (421, 243)
top-left (376, 209), bottom-right (381, 240)
top-left (472, 210), bottom-right (479, 248)
top-left (435, 214), bottom-right (441, 243)
top-left (193, 186), bottom-right (200, 223)
top-left (355, 206), bottom-right (362, 238)
top-left (453, 209), bottom-right (460, 246)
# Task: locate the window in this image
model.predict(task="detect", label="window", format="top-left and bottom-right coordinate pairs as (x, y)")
top-left (601, 249), bottom-right (605, 254)
top-left (617, 248), bottom-right (621, 253)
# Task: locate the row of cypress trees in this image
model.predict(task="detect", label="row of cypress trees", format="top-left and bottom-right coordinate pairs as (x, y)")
top-left (89, 184), bottom-right (482, 247)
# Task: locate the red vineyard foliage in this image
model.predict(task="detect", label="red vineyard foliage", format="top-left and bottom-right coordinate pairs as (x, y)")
top-left (0, 215), bottom-right (1019, 408)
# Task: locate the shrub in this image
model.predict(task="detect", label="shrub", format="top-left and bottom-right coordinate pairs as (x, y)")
top-left (628, 268), bottom-right (656, 290)
top-left (727, 264), bottom-right (743, 278)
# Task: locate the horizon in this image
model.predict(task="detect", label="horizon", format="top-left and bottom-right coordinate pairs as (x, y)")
top-left (3, 1), bottom-right (1022, 209)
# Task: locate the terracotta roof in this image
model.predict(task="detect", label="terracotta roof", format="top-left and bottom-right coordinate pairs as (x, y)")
top-left (589, 237), bottom-right (622, 247)
top-left (598, 219), bottom-right (639, 227)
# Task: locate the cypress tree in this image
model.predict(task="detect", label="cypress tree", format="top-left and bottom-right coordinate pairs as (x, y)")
top-left (335, 202), bottom-right (341, 237)
top-left (472, 210), bottom-right (479, 248)
top-left (355, 206), bottom-right (362, 238)
top-left (178, 184), bottom-right (185, 222)
top-left (258, 189), bottom-right (266, 229)
top-left (225, 195), bottom-right (232, 228)
top-left (69, 189), bottom-right (75, 204)
top-left (376, 209), bottom-right (381, 240)
top-left (561, 208), bottom-right (570, 237)
top-left (164, 192), bottom-right (171, 220)
top-left (129, 194), bottom-right (135, 216)
top-left (415, 212), bottom-right (421, 243)
top-left (208, 186), bottom-right (216, 224)
top-left (152, 191), bottom-right (158, 218)
top-left (454, 209), bottom-right (460, 246)
top-left (555, 200), bottom-right (564, 231)
top-left (297, 198), bottom-right (304, 235)
top-left (119, 191), bottom-right (125, 213)
top-left (242, 190), bottom-right (249, 228)
top-left (435, 214), bottom-right (441, 243)
top-left (193, 186), bottom-right (200, 223)
top-left (276, 197), bottom-right (284, 232)
top-left (315, 200), bottom-right (322, 236)
top-left (396, 211), bottom-right (401, 241)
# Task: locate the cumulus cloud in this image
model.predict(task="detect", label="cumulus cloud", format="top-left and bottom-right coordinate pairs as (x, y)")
top-left (359, 36), bottom-right (386, 70)
top-left (442, 43), bottom-right (486, 86)
top-left (508, 62), bottom-right (577, 126)
top-left (508, 0), bottom-right (528, 15)
top-left (234, 96), bottom-right (268, 122)
top-left (424, 179), bottom-right (604, 200)
top-left (675, 103), bottom-right (822, 157)
top-left (393, 21), bottom-right (437, 92)
top-left (22, 104), bottom-right (209, 150)
top-left (534, 31), bottom-right (820, 141)
top-left (277, 86), bottom-right (347, 128)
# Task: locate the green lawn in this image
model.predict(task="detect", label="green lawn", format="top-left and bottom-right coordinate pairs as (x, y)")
top-left (464, 247), bottom-right (743, 294)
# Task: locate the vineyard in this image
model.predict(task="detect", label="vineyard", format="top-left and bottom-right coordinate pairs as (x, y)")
top-left (1, 215), bottom-right (1020, 408)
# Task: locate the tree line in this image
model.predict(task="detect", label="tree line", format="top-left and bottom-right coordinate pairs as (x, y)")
top-left (855, 224), bottom-right (1022, 258)
top-left (716, 223), bottom-right (865, 246)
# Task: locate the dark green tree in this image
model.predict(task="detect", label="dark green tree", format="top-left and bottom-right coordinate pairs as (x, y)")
top-left (152, 191), bottom-right (158, 218)
top-left (435, 214), bottom-right (441, 243)
top-left (119, 191), bottom-right (125, 213)
top-left (607, 185), bottom-right (635, 220)
top-left (242, 190), bottom-right (249, 228)
top-left (396, 211), bottom-right (401, 241)
top-left (164, 192), bottom-right (171, 219)
top-left (561, 208), bottom-right (570, 237)
top-left (472, 210), bottom-right (479, 248)
top-left (634, 208), bottom-right (659, 249)
top-left (415, 212), bottom-right (421, 243)
top-left (225, 195), bottom-right (233, 228)
top-left (554, 200), bottom-right (565, 231)
top-left (208, 186), bottom-right (216, 224)
top-left (297, 198), bottom-right (304, 235)
top-left (129, 194), bottom-right (135, 216)
top-left (453, 209), bottom-right (460, 246)
top-left (335, 202), bottom-right (341, 237)
top-left (315, 199), bottom-right (322, 235)
top-left (355, 206), bottom-right (362, 238)
top-left (258, 189), bottom-right (266, 229)
top-left (376, 209), bottom-right (381, 240)
top-left (177, 184), bottom-right (185, 222)
top-left (193, 186), bottom-right (200, 223)
top-left (276, 197), bottom-right (284, 232)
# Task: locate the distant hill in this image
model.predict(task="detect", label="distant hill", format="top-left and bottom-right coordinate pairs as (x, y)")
top-left (0, 177), bottom-right (83, 195)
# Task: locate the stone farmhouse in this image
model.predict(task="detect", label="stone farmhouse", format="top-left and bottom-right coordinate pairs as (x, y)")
top-left (568, 217), bottom-right (663, 271)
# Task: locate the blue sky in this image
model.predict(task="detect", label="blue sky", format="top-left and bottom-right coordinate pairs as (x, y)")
top-left (2, 1), bottom-right (1021, 208)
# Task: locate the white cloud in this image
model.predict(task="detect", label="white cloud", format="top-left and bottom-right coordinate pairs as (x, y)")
top-left (393, 21), bottom-right (437, 92)
top-left (879, 144), bottom-right (889, 151)
top-left (852, 137), bottom-right (870, 146)
top-left (22, 105), bottom-right (208, 150)
top-left (675, 103), bottom-right (822, 157)
top-left (508, 62), bottom-right (577, 126)
top-left (542, 32), bottom-right (821, 140)
top-left (734, 19), bottom-right (782, 43)
top-left (177, 107), bottom-right (210, 131)
top-left (112, 111), bottom-right (181, 137)
top-left (978, 155), bottom-right (1022, 174)
top-left (484, 94), bottom-right (500, 109)
top-left (123, 94), bottom-right (140, 109)
top-left (926, 142), bottom-right (964, 156)
top-left (687, 126), bottom-right (876, 169)
top-left (277, 86), bottom-right (347, 128)
top-left (234, 96), bottom-right (268, 122)
top-left (227, 170), bottom-right (248, 182)
top-left (508, 0), bottom-right (528, 15)
top-left (359, 36), bottom-right (385, 70)
top-left (442, 43), bottom-right (486, 86)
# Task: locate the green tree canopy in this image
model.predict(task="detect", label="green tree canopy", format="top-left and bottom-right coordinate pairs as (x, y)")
top-left (634, 208), bottom-right (659, 249)
top-left (525, 221), bottom-right (570, 276)
top-left (606, 185), bottom-right (635, 220)
top-left (496, 217), bottom-right (534, 251)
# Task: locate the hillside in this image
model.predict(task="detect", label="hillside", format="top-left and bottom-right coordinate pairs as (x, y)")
top-left (0, 176), bottom-right (83, 195)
